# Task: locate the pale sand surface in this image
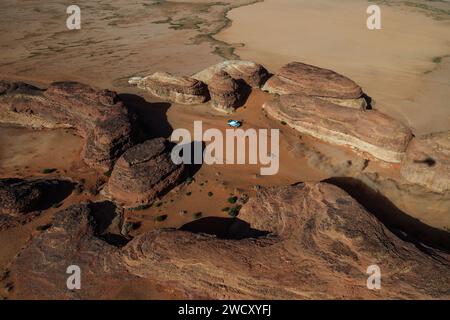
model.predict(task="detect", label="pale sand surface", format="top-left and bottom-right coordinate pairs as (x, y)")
top-left (217, 0), bottom-right (450, 135)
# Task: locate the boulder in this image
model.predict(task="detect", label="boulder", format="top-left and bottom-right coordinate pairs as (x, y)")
top-left (104, 138), bottom-right (185, 207)
top-left (208, 71), bottom-right (243, 112)
top-left (263, 93), bottom-right (412, 162)
top-left (192, 60), bottom-right (270, 88)
top-left (263, 62), bottom-right (366, 109)
top-left (0, 81), bottom-right (134, 171)
top-left (133, 72), bottom-right (209, 105)
top-left (400, 131), bottom-right (450, 193)
top-left (9, 183), bottom-right (450, 299)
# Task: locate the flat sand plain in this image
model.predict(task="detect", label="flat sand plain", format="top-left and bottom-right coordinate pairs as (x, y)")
top-left (217, 0), bottom-right (450, 135)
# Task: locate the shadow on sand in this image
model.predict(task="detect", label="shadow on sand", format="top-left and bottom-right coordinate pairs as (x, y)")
top-left (324, 177), bottom-right (450, 254)
top-left (89, 201), bottom-right (130, 247)
top-left (35, 179), bottom-right (74, 212)
top-left (119, 93), bottom-right (173, 140)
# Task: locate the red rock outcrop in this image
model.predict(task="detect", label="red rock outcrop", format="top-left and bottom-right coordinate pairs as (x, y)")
top-left (263, 93), bottom-right (412, 163)
top-left (8, 183), bottom-right (450, 299)
top-left (103, 138), bottom-right (185, 208)
top-left (0, 81), bottom-right (134, 171)
top-left (208, 71), bottom-right (243, 113)
top-left (400, 131), bottom-right (450, 193)
top-left (0, 178), bottom-right (71, 216)
top-left (132, 72), bottom-right (209, 105)
top-left (192, 60), bottom-right (270, 88)
top-left (263, 62), bottom-right (366, 109)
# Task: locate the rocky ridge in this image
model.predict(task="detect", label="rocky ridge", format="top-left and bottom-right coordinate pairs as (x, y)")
top-left (131, 72), bottom-right (209, 105)
top-left (263, 62), bottom-right (367, 109)
top-left (8, 183), bottom-right (450, 299)
top-left (263, 93), bottom-right (413, 163)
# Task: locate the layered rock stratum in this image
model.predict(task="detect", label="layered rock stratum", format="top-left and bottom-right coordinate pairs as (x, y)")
top-left (9, 183), bottom-right (450, 299)
top-left (192, 60), bottom-right (270, 88)
top-left (401, 131), bottom-right (450, 193)
top-left (263, 93), bottom-right (413, 163)
top-left (103, 138), bottom-right (185, 208)
top-left (0, 81), bottom-right (134, 171)
top-left (208, 71), bottom-right (243, 112)
top-left (263, 62), bottom-right (367, 109)
top-left (131, 72), bottom-right (209, 105)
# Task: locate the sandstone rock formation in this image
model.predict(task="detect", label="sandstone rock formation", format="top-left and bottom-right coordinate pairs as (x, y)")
top-left (9, 202), bottom-right (131, 299)
top-left (208, 71), bottom-right (243, 112)
top-left (9, 183), bottom-right (450, 299)
top-left (132, 72), bottom-right (209, 105)
top-left (264, 93), bottom-right (412, 163)
top-left (192, 60), bottom-right (270, 88)
top-left (0, 81), bottom-right (134, 171)
top-left (0, 178), bottom-right (72, 216)
top-left (401, 131), bottom-right (450, 193)
top-left (104, 138), bottom-right (185, 207)
top-left (263, 62), bottom-right (367, 109)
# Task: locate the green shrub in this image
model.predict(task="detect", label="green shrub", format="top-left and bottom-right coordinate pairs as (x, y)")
top-left (227, 196), bottom-right (238, 204)
top-left (185, 177), bottom-right (194, 184)
top-left (194, 212), bottom-right (202, 219)
top-left (42, 168), bottom-right (57, 174)
top-left (155, 214), bottom-right (168, 222)
top-left (228, 205), bottom-right (242, 218)
top-left (129, 204), bottom-right (151, 211)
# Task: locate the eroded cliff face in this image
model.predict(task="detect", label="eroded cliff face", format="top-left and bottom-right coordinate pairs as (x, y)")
top-left (7, 183), bottom-right (450, 300)
top-left (0, 81), bottom-right (135, 171)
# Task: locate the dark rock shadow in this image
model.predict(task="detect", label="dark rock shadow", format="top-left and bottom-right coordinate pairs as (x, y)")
top-left (169, 140), bottom-right (206, 178)
top-left (186, 140), bottom-right (205, 177)
top-left (89, 201), bottom-right (129, 247)
top-left (324, 177), bottom-right (450, 254)
top-left (236, 79), bottom-right (252, 108)
top-left (119, 93), bottom-right (173, 140)
top-left (180, 217), bottom-right (269, 240)
top-left (35, 180), bottom-right (74, 212)
top-left (362, 93), bottom-right (373, 110)
top-left (260, 73), bottom-right (274, 92)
